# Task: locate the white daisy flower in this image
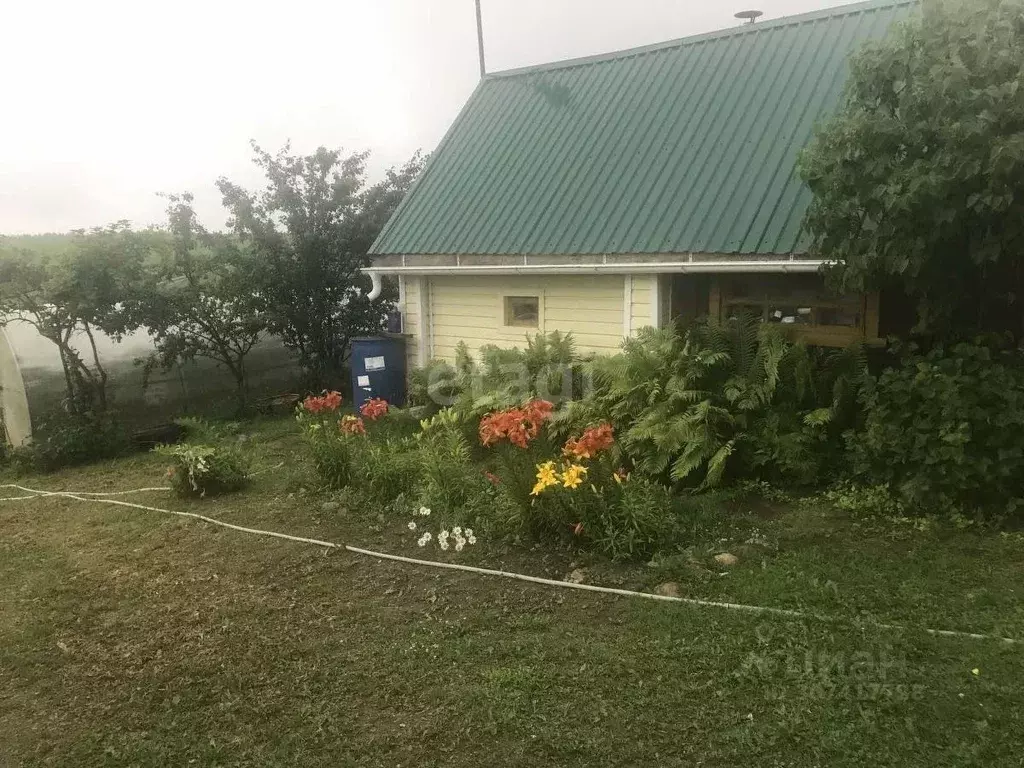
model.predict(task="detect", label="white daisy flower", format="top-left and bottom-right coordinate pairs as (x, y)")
top-left (455, 540), bottom-right (465, 552)
top-left (438, 529), bottom-right (450, 541)
top-left (418, 506), bottom-right (431, 516)
top-left (417, 534), bottom-right (430, 547)
top-left (452, 526), bottom-right (462, 536)
top-left (407, 521), bottom-right (417, 531)
top-left (467, 534), bottom-right (477, 545)
top-left (439, 538), bottom-right (450, 551)
top-left (464, 528), bottom-right (474, 538)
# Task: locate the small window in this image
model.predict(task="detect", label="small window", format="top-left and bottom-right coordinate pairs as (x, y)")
top-left (503, 296), bottom-right (540, 328)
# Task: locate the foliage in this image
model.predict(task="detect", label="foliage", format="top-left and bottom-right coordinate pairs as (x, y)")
top-left (515, 422), bottom-right (675, 560)
top-left (156, 442), bottom-right (249, 498)
top-left (0, 225), bottom-right (150, 415)
top-left (477, 400), bottom-right (559, 524)
top-left (296, 392), bottom-right (360, 489)
top-left (588, 477), bottom-right (677, 561)
top-left (355, 437), bottom-right (422, 503)
top-left (567, 318), bottom-right (867, 489)
top-left (408, 332), bottom-right (582, 418)
top-left (816, 482), bottom-right (907, 520)
top-left (217, 143), bottom-right (424, 389)
top-left (297, 393), bottom-right (418, 499)
top-left (136, 194), bottom-right (268, 413)
top-left (800, 0), bottom-right (1024, 339)
top-left (849, 342), bottom-right (1024, 519)
top-left (416, 426), bottom-right (499, 528)
top-left (9, 414), bottom-right (130, 473)
top-left (408, 358), bottom-right (463, 411)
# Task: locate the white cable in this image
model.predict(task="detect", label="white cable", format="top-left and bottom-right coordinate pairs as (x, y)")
top-left (0, 485), bottom-right (1016, 644)
top-left (1, 483), bottom-right (170, 497)
top-left (250, 461), bottom-right (286, 477)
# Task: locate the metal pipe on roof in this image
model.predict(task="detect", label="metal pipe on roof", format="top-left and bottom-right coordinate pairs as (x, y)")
top-left (475, 0), bottom-right (486, 78)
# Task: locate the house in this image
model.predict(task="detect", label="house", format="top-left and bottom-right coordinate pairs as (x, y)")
top-left (367, 0), bottom-right (916, 369)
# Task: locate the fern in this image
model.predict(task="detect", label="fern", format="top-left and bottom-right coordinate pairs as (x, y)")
top-left (570, 313), bottom-right (867, 489)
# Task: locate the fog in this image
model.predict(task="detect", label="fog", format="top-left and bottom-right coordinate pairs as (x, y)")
top-left (1, 0), bottom-right (857, 234)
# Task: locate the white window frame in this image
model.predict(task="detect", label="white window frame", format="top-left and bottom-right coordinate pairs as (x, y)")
top-left (498, 292), bottom-right (543, 331)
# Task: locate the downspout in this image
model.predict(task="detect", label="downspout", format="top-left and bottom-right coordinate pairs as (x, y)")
top-left (366, 271), bottom-right (383, 301)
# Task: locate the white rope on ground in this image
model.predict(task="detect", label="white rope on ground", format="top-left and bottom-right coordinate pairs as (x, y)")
top-left (0, 484), bottom-right (1016, 645)
top-left (250, 461), bottom-right (286, 477)
top-left (1, 483), bottom-right (170, 497)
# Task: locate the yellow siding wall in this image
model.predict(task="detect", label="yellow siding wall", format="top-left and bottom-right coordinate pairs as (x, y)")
top-left (659, 275), bottom-right (671, 328)
top-left (400, 276), bottom-right (424, 369)
top-left (426, 275), bottom-right (626, 362)
top-left (630, 275), bottom-right (654, 335)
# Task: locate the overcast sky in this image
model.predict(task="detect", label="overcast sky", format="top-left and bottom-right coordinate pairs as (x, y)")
top-left (1, 0), bottom-right (857, 234)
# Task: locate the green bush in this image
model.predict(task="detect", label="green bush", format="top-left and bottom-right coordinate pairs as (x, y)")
top-left (156, 443), bottom-right (249, 498)
top-left (850, 343), bottom-right (1024, 519)
top-left (514, 453), bottom-right (677, 561)
top-left (10, 414), bottom-right (131, 472)
top-left (565, 318), bottom-right (866, 489)
top-left (416, 425), bottom-right (500, 527)
top-left (816, 482), bottom-right (906, 519)
top-left (356, 438), bottom-right (422, 502)
top-left (297, 398), bottom-right (422, 499)
top-left (586, 477), bottom-right (677, 561)
top-left (408, 332), bottom-right (584, 418)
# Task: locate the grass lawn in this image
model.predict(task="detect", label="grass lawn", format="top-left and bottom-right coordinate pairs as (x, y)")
top-left (2, 417), bottom-right (1022, 766)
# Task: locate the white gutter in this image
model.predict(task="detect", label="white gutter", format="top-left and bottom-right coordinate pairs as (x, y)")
top-left (363, 260), bottom-right (823, 276)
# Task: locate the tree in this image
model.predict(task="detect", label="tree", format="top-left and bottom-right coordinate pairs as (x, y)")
top-left (800, 0), bottom-right (1024, 340)
top-left (217, 143), bottom-right (424, 388)
top-left (136, 194), bottom-right (267, 412)
top-left (0, 225), bottom-right (147, 416)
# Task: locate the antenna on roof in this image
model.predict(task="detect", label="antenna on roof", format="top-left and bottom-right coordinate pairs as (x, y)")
top-left (735, 9), bottom-right (764, 24)
top-left (475, 0), bottom-right (487, 78)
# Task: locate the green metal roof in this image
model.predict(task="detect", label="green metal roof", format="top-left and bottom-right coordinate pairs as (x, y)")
top-left (371, 0), bottom-right (915, 258)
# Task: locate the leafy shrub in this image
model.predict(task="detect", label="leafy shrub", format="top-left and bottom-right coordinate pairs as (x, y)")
top-left (522, 444), bottom-right (677, 560)
top-left (296, 391), bottom-right (359, 488)
top-left (417, 426), bottom-right (493, 519)
top-left (479, 400), bottom-right (560, 526)
top-left (587, 477), bottom-right (677, 561)
top-left (156, 443), bottom-right (249, 497)
top-left (483, 414), bottom-right (675, 560)
top-left (564, 318), bottom-right (867, 488)
top-left (305, 427), bottom-right (360, 489)
top-left (408, 358), bottom-right (462, 411)
top-left (407, 332), bottom-right (584, 419)
top-left (10, 414), bottom-right (130, 472)
top-left (850, 343), bottom-right (1024, 519)
top-left (356, 438), bottom-right (422, 502)
top-left (817, 482), bottom-right (905, 519)
top-left (297, 392), bottom-right (421, 499)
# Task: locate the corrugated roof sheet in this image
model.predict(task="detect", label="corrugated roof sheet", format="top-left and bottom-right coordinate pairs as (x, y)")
top-left (371, 0), bottom-right (916, 257)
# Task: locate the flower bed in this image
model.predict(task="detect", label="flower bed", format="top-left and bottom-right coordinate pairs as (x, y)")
top-left (297, 391), bottom-right (680, 561)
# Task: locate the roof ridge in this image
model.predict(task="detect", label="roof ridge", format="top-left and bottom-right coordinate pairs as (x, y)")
top-left (485, 0), bottom-right (916, 79)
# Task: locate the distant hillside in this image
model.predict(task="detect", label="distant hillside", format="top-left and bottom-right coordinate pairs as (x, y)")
top-left (0, 233), bottom-right (77, 255)
top-left (0, 230), bottom-right (172, 258)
